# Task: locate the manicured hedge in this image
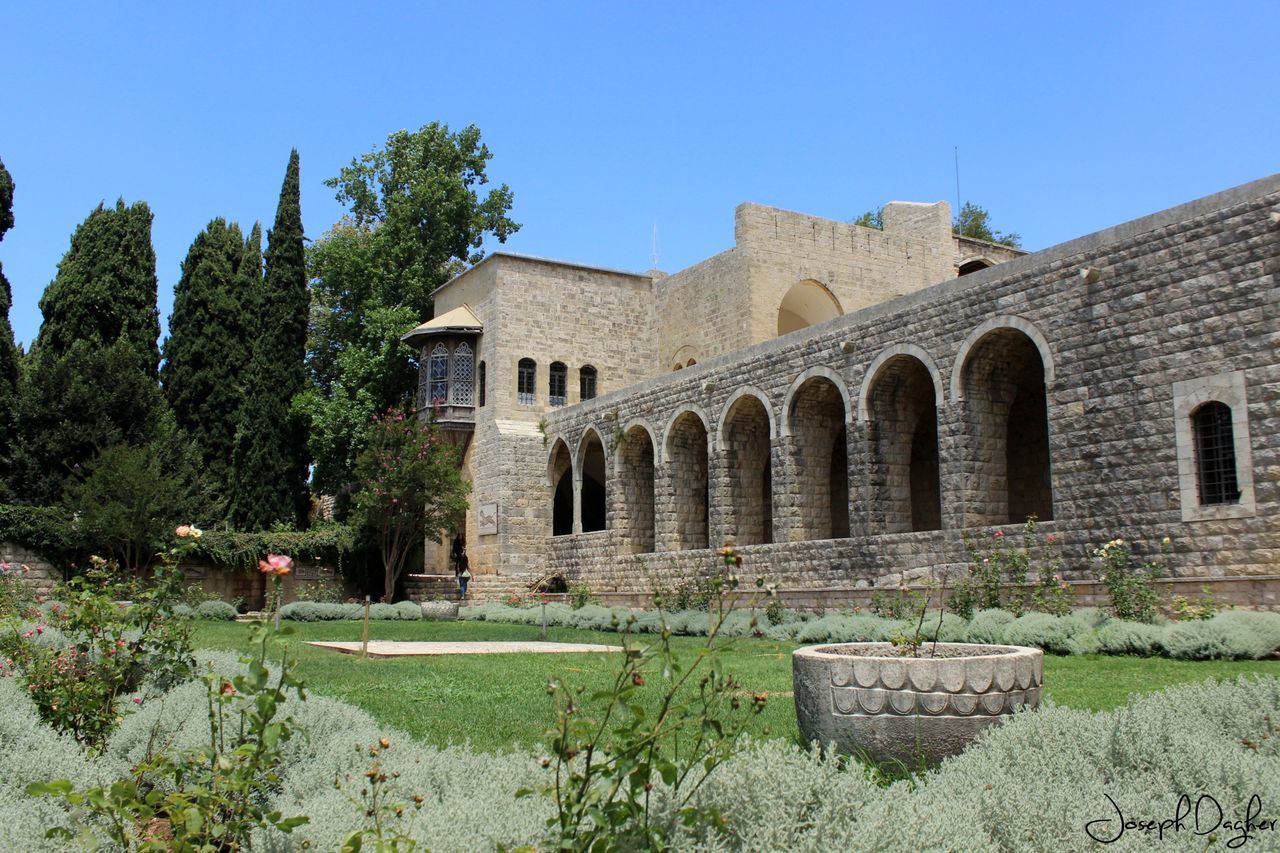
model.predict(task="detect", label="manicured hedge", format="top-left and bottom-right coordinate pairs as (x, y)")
top-left (462, 602), bottom-right (1280, 661)
top-left (279, 600), bottom-right (422, 622)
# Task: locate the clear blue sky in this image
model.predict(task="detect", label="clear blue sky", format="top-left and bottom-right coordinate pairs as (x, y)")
top-left (1, 2), bottom-right (1276, 348)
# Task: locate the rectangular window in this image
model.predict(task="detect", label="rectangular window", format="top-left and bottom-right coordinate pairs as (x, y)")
top-left (580, 366), bottom-right (597, 401)
top-left (549, 363), bottom-right (567, 407)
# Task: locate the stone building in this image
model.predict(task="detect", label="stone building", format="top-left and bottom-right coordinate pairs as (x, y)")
top-left (404, 175), bottom-right (1279, 608)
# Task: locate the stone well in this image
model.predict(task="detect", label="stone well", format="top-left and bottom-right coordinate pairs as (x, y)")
top-left (793, 642), bottom-right (1043, 766)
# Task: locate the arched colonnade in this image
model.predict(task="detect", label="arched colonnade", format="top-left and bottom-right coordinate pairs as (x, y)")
top-left (548, 318), bottom-right (1056, 553)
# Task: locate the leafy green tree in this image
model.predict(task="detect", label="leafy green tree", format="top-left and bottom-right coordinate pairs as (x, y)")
top-left (162, 219), bottom-right (261, 511)
top-left (15, 200), bottom-right (163, 504)
top-left (0, 159), bottom-right (23, 497)
top-left (33, 199), bottom-right (160, 376)
top-left (14, 340), bottom-right (163, 505)
top-left (299, 123), bottom-right (519, 495)
top-left (62, 413), bottom-right (210, 573)
top-left (852, 207), bottom-right (883, 229)
top-left (953, 202), bottom-right (1021, 248)
top-left (351, 411), bottom-right (469, 603)
top-left (229, 151), bottom-right (309, 530)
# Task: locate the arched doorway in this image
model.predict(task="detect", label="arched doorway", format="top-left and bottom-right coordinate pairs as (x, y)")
top-left (617, 425), bottom-right (656, 552)
top-left (864, 354), bottom-right (942, 532)
top-left (666, 411), bottom-right (710, 550)
top-left (786, 376), bottom-right (850, 539)
top-left (721, 393), bottom-right (773, 545)
top-left (549, 439), bottom-right (574, 536)
top-left (959, 327), bottom-right (1053, 524)
top-left (580, 430), bottom-right (607, 532)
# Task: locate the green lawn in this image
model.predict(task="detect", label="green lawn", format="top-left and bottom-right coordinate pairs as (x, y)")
top-left (192, 620), bottom-right (1280, 753)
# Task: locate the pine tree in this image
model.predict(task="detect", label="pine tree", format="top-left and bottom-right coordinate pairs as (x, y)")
top-left (15, 200), bottom-right (162, 504)
top-left (0, 159), bottom-right (24, 498)
top-left (230, 151), bottom-right (309, 529)
top-left (161, 219), bottom-right (261, 511)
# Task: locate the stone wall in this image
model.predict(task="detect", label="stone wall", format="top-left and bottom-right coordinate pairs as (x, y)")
top-left (0, 542), bottom-right (344, 611)
top-left (532, 174), bottom-right (1280, 601)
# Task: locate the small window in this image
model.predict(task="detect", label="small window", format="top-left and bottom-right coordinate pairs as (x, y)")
top-left (580, 365), bottom-right (597, 401)
top-left (518, 358), bottom-right (536, 406)
top-left (477, 361), bottom-right (486, 407)
top-left (430, 344), bottom-right (449, 406)
top-left (686, 359), bottom-right (697, 367)
top-left (549, 362), bottom-right (567, 407)
top-left (1193, 402), bottom-right (1240, 505)
top-left (453, 342), bottom-right (474, 406)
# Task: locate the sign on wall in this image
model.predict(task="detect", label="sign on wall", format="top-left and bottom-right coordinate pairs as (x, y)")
top-left (477, 503), bottom-right (498, 535)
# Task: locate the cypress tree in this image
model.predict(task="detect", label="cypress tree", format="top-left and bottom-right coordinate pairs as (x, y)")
top-left (15, 200), bottom-right (162, 504)
top-left (161, 218), bottom-right (260, 511)
top-left (230, 150), bottom-right (309, 529)
top-left (0, 159), bottom-right (23, 498)
top-left (34, 199), bottom-right (160, 376)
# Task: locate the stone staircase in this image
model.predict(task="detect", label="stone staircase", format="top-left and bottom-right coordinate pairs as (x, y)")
top-left (404, 572), bottom-right (544, 604)
top-left (403, 574), bottom-right (461, 602)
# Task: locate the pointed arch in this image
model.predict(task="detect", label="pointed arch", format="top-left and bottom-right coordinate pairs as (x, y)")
top-left (547, 438), bottom-right (574, 536)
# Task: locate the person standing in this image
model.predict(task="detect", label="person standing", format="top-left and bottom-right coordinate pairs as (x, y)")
top-left (452, 537), bottom-right (471, 599)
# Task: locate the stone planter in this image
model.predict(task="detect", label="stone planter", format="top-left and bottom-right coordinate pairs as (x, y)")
top-left (420, 600), bottom-right (459, 621)
top-left (793, 642), bottom-right (1042, 766)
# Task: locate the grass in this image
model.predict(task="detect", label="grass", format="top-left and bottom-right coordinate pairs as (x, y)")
top-left (192, 619), bottom-right (1280, 753)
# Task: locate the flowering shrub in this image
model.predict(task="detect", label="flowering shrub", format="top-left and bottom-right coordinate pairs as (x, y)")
top-left (30, 621), bottom-right (310, 849)
top-left (351, 410), bottom-right (469, 604)
top-left (1093, 537), bottom-right (1168, 623)
top-left (0, 532), bottom-right (198, 750)
top-left (0, 561), bottom-right (31, 619)
top-left (529, 545), bottom-right (770, 849)
top-left (953, 517), bottom-right (1064, 617)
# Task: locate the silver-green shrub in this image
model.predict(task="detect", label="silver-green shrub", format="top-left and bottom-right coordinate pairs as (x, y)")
top-left (195, 599), bottom-right (238, 620)
top-left (963, 608), bottom-right (1016, 643)
top-left (1096, 619), bottom-right (1166, 656)
top-left (1165, 611), bottom-right (1280, 660)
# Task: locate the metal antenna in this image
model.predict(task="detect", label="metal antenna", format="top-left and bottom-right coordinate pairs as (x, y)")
top-left (954, 146), bottom-right (962, 216)
top-left (651, 220), bottom-right (659, 269)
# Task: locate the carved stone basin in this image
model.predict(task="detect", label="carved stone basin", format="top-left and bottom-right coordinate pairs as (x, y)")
top-left (420, 600), bottom-right (460, 620)
top-left (792, 642), bottom-right (1043, 767)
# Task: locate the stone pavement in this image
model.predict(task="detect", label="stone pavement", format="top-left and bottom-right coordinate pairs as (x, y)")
top-left (306, 640), bottom-right (623, 658)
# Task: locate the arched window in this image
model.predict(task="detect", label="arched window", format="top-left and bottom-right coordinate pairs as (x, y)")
top-left (549, 362), bottom-right (568, 407)
top-left (452, 343), bottom-right (474, 406)
top-left (580, 365), bottom-right (598, 401)
top-left (958, 259), bottom-right (992, 276)
top-left (518, 358), bottom-right (537, 406)
top-left (477, 361), bottom-right (486, 407)
top-left (429, 344), bottom-right (449, 406)
top-left (1193, 402), bottom-right (1240, 505)
top-left (777, 279), bottom-right (842, 336)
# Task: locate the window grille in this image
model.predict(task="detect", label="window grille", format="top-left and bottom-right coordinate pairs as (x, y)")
top-left (429, 343), bottom-right (449, 406)
top-left (580, 365), bottom-right (598, 401)
top-left (1193, 401), bottom-right (1240, 505)
top-left (549, 362), bottom-right (567, 407)
top-left (452, 343), bottom-right (474, 406)
top-left (477, 361), bottom-right (486, 407)
top-left (417, 348), bottom-right (430, 408)
top-left (518, 358), bottom-right (537, 406)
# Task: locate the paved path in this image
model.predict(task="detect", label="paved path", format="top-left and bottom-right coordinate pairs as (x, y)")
top-left (307, 640), bottom-right (624, 658)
